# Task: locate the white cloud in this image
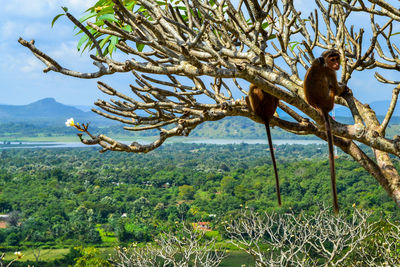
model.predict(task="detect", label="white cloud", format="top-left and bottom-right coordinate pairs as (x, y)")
top-left (0, 41), bottom-right (91, 76)
top-left (50, 41), bottom-right (86, 60)
top-left (33, 41), bottom-right (99, 73)
top-left (1, 21), bottom-right (51, 40)
top-left (62, 0), bottom-right (97, 12)
top-left (20, 57), bottom-right (44, 73)
top-left (0, 50), bottom-right (42, 77)
top-left (2, 0), bottom-right (96, 18)
top-left (1, 21), bottom-right (17, 39)
top-left (3, 1), bottom-right (58, 18)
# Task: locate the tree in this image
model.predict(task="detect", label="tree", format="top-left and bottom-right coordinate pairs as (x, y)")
top-left (110, 223), bottom-right (226, 267)
top-left (19, 0), bottom-right (400, 207)
top-left (224, 207), bottom-right (400, 266)
top-left (220, 176), bottom-right (235, 195)
top-left (6, 211), bottom-right (20, 228)
top-left (178, 185), bottom-right (196, 200)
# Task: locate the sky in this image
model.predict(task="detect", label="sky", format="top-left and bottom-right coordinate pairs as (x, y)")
top-left (0, 0), bottom-right (398, 106)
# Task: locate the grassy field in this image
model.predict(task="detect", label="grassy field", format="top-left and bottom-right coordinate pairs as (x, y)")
top-left (2, 247), bottom-right (255, 266)
top-left (2, 248), bottom-right (70, 262)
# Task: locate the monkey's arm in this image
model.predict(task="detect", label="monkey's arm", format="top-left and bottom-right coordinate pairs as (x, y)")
top-left (334, 82), bottom-right (350, 97)
top-left (338, 82), bottom-right (351, 96)
top-left (245, 96), bottom-right (251, 112)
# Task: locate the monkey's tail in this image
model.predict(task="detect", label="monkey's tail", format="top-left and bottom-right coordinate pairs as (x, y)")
top-left (322, 111), bottom-right (339, 214)
top-left (264, 121), bottom-right (282, 206)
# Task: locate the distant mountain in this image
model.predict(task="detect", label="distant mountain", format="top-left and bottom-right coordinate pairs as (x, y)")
top-left (0, 98), bottom-right (108, 125)
top-left (1, 98), bottom-right (398, 128)
top-left (73, 105), bottom-right (93, 112)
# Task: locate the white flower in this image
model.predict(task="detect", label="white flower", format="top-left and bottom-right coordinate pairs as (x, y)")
top-left (65, 118), bottom-right (75, 127)
top-left (14, 251), bottom-right (23, 258)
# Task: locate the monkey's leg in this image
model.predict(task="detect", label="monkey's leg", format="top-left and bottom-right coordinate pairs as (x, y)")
top-left (265, 121), bottom-right (282, 206)
top-left (322, 111), bottom-right (339, 214)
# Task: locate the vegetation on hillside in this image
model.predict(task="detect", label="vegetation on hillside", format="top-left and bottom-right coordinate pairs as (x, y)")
top-left (0, 144), bottom-right (397, 247)
top-left (0, 144), bottom-right (399, 265)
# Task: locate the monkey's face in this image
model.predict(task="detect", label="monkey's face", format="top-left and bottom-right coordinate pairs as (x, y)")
top-left (326, 55), bottom-right (340, 71)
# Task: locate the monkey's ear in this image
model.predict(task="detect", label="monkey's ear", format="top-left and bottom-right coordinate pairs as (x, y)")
top-left (317, 57), bottom-right (325, 65)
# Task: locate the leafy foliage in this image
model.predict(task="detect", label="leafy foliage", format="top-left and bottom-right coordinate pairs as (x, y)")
top-left (0, 144), bottom-right (397, 248)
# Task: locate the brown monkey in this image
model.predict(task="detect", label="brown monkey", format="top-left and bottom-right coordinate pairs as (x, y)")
top-left (304, 49), bottom-right (346, 214)
top-left (247, 84), bottom-right (281, 206)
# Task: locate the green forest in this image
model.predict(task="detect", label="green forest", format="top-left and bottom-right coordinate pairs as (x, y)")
top-left (0, 143), bottom-right (398, 265)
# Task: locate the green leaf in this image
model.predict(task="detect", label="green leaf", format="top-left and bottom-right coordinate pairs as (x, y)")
top-left (96, 6), bottom-right (115, 17)
top-left (289, 41), bottom-right (300, 51)
top-left (97, 14), bottom-right (119, 23)
top-left (62, 6), bottom-right (68, 12)
top-left (51, 14), bottom-right (65, 28)
top-left (99, 35), bottom-right (112, 49)
top-left (108, 36), bottom-right (118, 55)
top-left (77, 29), bottom-right (100, 53)
top-left (82, 41), bottom-right (93, 53)
top-left (261, 22), bottom-right (269, 29)
top-left (108, 44), bottom-right (115, 55)
top-left (136, 43), bottom-right (145, 52)
top-left (79, 12), bottom-right (97, 23)
top-left (75, 29), bottom-right (84, 35)
top-left (110, 35), bottom-right (118, 46)
top-left (94, 20), bottom-right (106, 27)
top-left (77, 35), bottom-right (90, 51)
top-left (267, 34), bottom-right (276, 40)
top-left (391, 32), bottom-right (400, 36)
top-left (180, 14), bottom-right (188, 21)
top-left (122, 25), bottom-right (133, 32)
top-left (126, 1), bottom-right (137, 10)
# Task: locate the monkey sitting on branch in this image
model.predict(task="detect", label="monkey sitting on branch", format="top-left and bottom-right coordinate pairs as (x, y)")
top-left (247, 84), bottom-right (282, 206)
top-left (304, 49), bottom-right (348, 214)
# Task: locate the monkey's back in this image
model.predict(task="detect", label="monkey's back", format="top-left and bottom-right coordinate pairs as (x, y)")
top-left (248, 85), bottom-right (278, 122)
top-left (304, 65), bottom-right (335, 112)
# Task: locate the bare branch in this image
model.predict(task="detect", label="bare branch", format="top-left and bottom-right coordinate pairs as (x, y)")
top-left (18, 38), bottom-right (111, 78)
top-left (110, 223), bottom-right (226, 267)
top-left (225, 207), bottom-right (375, 266)
top-left (380, 84), bottom-right (400, 135)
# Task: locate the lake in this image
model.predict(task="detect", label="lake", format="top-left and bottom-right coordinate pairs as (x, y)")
top-left (0, 138), bottom-right (325, 149)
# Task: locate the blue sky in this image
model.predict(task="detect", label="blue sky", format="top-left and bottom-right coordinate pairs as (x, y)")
top-left (0, 0), bottom-right (397, 106)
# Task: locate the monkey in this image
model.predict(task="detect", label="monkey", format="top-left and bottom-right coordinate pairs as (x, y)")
top-left (246, 84), bottom-right (281, 206)
top-left (303, 49), bottom-right (347, 214)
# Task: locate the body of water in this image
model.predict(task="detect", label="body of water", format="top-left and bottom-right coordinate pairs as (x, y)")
top-left (0, 138), bottom-right (325, 149)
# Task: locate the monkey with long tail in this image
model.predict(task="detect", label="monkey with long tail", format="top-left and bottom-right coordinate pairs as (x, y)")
top-left (304, 49), bottom-right (348, 214)
top-left (247, 84), bottom-right (281, 206)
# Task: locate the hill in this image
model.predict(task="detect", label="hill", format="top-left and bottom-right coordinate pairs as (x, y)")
top-left (1, 98), bottom-right (399, 140)
top-left (0, 98), bottom-right (108, 125)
